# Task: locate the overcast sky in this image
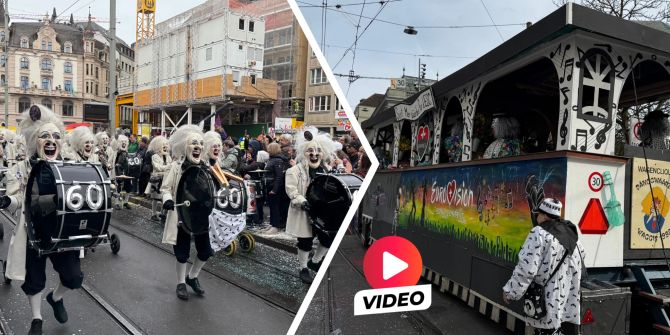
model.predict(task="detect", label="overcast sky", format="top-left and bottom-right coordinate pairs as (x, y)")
top-left (296, 0), bottom-right (562, 106)
top-left (8, 0), bottom-right (208, 45)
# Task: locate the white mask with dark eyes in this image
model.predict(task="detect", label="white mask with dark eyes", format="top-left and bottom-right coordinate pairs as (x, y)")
top-left (101, 135), bottom-right (110, 147)
top-left (209, 143), bottom-right (221, 161)
top-left (304, 141), bottom-right (322, 168)
top-left (186, 134), bottom-right (204, 164)
top-left (37, 123), bottom-right (62, 160)
top-left (161, 144), bottom-right (169, 156)
top-left (118, 138), bottom-right (129, 152)
top-left (81, 139), bottom-right (94, 158)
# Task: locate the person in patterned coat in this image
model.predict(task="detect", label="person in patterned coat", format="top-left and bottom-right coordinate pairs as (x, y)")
top-left (502, 198), bottom-right (585, 335)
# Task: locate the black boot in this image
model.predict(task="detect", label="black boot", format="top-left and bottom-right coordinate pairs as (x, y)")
top-left (185, 276), bottom-right (205, 296)
top-left (46, 292), bottom-right (68, 324)
top-left (307, 258), bottom-right (322, 272)
top-left (299, 268), bottom-right (313, 284)
top-left (176, 283), bottom-right (189, 300)
top-left (28, 319), bottom-right (43, 335)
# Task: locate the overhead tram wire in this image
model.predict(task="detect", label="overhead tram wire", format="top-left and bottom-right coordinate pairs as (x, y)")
top-left (479, 0), bottom-right (504, 41)
top-left (296, 0), bottom-right (528, 29)
top-left (332, 0), bottom-right (390, 70)
top-left (298, 0), bottom-right (401, 8)
top-left (326, 43), bottom-right (477, 59)
top-left (346, 0), bottom-right (369, 95)
top-left (56, 0), bottom-right (83, 21)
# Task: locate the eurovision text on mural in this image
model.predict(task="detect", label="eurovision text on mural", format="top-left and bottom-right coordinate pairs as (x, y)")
top-left (393, 158), bottom-right (567, 263)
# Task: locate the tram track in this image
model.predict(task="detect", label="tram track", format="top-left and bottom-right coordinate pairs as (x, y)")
top-left (0, 211), bottom-right (141, 335)
top-left (108, 221), bottom-right (298, 316)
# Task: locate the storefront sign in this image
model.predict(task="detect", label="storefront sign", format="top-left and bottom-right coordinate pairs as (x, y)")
top-left (335, 110), bottom-right (348, 119)
top-left (394, 89), bottom-right (435, 121)
top-left (275, 117), bottom-right (294, 130)
top-left (631, 157), bottom-right (670, 249)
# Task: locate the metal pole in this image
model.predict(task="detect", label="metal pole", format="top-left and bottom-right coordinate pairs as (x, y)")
top-left (108, 0), bottom-right (117, 137)
top-left (3, 0), bottom-right (9, 126)
top-left (417, 58), bottom-right (421, 91)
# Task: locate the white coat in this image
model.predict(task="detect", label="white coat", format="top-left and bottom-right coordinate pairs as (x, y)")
top-left (5, 160), bottom-right (32, 280)
top-left (159, 161), bottom-right (183, 245)
top-left (144, 153), bottom-right (172, 194)
top-left (285, 162), bottom-right (330, 238)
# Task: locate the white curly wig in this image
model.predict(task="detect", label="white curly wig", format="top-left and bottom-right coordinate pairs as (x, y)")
top-left (70, 126), bottom-right (97, 152)
top-left (0, 128), bottom-right (15, 142)
top-left (95, 131), bottom-right (111, 146)
top-left (294, 127), bottom-right (334, 166)
top-left (19, 104), bottom-right (65, 157)
top-left (148, 135), bottom-right (169, 154)
top-left (115, 134), bottom-right (128, 151)
top-left (203, 131), bottom-right (222, 153)
top-left (169, 125), bottom-right (204, 160)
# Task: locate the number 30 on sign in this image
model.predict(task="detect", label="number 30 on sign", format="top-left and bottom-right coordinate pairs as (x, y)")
top-left (588, 172), bottom-right (604, 192)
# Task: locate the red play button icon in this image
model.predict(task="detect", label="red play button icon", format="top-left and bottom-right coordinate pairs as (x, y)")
top-left (363, 236), bottom-right (423, 289)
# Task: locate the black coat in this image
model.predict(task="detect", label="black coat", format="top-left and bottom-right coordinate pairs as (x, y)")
top-left (265, 154), bottom-right (289, 194)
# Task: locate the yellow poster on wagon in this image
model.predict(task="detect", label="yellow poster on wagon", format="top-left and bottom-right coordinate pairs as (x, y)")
top-left (631, 157), bottom-right (670, 249)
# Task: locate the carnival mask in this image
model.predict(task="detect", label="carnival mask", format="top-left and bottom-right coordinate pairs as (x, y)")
top-left (118, 138), bottom-right (129, 152)
top-left (101, 135), bottom-right (110, 147)
top-left (37, 123), bottom-right (62, 161)
top-left (82, 139), bottom-right (95, 158)
top-left (209, 143), bottom-right (222, 160)
top-left (0, 133), bottom-right (5, 144)
top-left (186, 134), bottom-right (204, 164)
top-left (304, 141), bottom-right (322, 168)
top-left (161, 144), bottom-right (169, 156)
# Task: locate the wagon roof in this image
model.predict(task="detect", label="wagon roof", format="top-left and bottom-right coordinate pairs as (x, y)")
top-left (362, 3), bottom-right (670, 129)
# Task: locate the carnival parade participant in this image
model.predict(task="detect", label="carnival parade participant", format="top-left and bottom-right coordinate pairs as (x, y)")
top-left (0, 128), bottom-right (17, 168)
top-left (160, 125), bottom-right (214, 300)
top-left (639, 109), bottom-right (670, 150)
top-left (285, 130), bottom-right (333, 284)
top-left (95, 131), bottom-right (114, 173)
top-left (64, 127), bottom-right (98, 163)
top-left (0, 105), bottom-right (82, 335)
top-left (483, 114), bottom-right (523, 159)
top-left (144, 136), bottom-right (172, 221)
top-left (114, 134), bottom-right (132, 210)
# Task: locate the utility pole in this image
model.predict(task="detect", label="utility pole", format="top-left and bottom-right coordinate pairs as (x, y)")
top-left (108, 0), bottom-right (117, 137)
top-left (2, 0), bottom-right (9, 127)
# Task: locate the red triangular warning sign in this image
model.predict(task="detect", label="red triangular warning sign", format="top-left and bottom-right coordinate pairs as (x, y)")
top-left (579, 198), bottom-right (609, 234)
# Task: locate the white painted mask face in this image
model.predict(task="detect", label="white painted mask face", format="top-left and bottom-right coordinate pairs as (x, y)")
top-left (161, 143), bottom-right (169, 156)
top-left (36, 123), bottom-right (62, 161)
top-left (0, 133), bottom-right (5, 144)
top-left (209, 143), bottom-right (221, 161)
top-left (101, 135), bottom-right (110, 147)
top-left (82, 139), bottom-right (95, 158)
top-left (304, 141), bottom-right (322, 168)
top-left (119, 138), bottom-right (129, 151)
top-left (186, 134), bottom-right (204, 164)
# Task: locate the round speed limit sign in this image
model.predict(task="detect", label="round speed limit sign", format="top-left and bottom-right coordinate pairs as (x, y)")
top-left (588, 172), bottom-right (604, 192)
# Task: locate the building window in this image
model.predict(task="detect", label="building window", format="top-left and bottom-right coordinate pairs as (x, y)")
top-left (250, 74), bottom-right (256, 85)
top-left (0, 75), bottom-right (5, 86)
top-left (20, 57), bottom-right (29, 69)
top-left (64, 62), bottom-right (72, 74)
top-left (47, 42), bottom-right (52, 51)
top-left (0, 31), bottom-right (5, 42)
top-left (95, 84), bottom-right (98, 96)
top-left (18, 97), bottom-right (31, 112)
top-left (86, 82), bottom-right (89, 93)
top-left (0, 55), bottom-right (6, 68)
top-left (310, 68), bottom-right (328, 84)
top-left (95, 67), bottom-right (99, 79)
top-left (41, 99), bottom-right (52, 110)
top-left (249, 21), bottom-right (255, 32)
top-left (239, 18), bottom-right (245, 30)
top-left (64, 42), bottom-right (72, 53)
top-left (232, 70), bottom-right (240, 84)
top-left (41, 40), bottom-right (46, 50)
top-left (41, 78), bottom-right (52, 90)
top-left (62, 101), bottom-right (74, 116)
top-left (310, 95), bottom-right (331, 112)
top-left (238, 44), bottom-right (243, 50)
top-left (41, 58), bottom-right (53, 71)
top-left (20, 37), bottom-right (29, 48)
top-left (206, 47), bottom-right (212, 61)
top-left (64, 79), bottom-right (73, 93)
top-left (20, 76), bottom-right (29, 89)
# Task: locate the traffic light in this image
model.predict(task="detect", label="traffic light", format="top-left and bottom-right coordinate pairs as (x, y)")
top-left (421, 63), bottom-right (426, 79)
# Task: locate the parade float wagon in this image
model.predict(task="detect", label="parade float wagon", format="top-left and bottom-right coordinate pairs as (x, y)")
top-left (359, 4), bottom-right (670, 334)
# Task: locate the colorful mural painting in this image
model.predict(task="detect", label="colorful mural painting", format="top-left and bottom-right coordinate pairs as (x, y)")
top-left (394, 158), bottom-right (567, 263)
top-left (631, 157), bottom-right (670, 249)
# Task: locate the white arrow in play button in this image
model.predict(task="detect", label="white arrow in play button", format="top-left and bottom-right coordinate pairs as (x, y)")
top-left (383, 251), bottom-right (409, 280)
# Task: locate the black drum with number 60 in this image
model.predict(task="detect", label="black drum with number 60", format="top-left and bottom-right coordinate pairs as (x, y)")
top-left (176, 164), bottom-right (215, 235)
top-left (306, 173), bottom-right (363, 234)
top-left (25, 161), bottom-right (113, 255)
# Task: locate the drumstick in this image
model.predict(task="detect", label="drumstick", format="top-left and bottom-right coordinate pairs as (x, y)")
top-left (222, 171), bottom-right (244, 182)
top-left (174, 200), bottom-right (191, 208)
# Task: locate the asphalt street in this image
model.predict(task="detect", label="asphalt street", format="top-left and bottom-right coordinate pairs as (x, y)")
top-left (0, 204), bottom-right (303, 335)
top-left (296, 234), bottom-right (509, 335)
